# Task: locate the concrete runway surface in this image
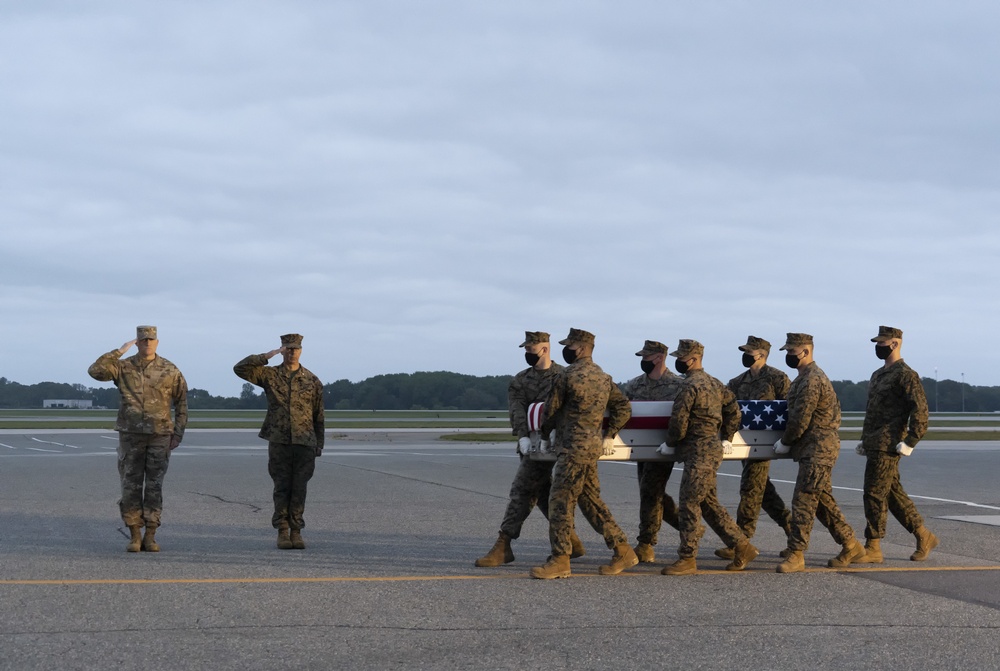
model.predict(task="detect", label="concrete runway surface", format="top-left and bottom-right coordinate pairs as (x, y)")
top-left (1, 429), bottom-right (999, 670)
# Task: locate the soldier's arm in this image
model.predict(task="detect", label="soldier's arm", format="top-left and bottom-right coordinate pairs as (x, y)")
top-left (233, 354), bottom-right (269, 386)
top-left (902, 370), bottom-right (929, 447)
top-left (783, 377), bottom-right (820, 445)
top-left (313, 377), bottom-right (325, 450)
top-left (507, 374), bottom-right (529, 438)
top-left (775, 372), bottom-right (791, 401)
top-left (720, 387), bottom-right (740, 441)
top-left (666, 386), bottom-right (693, 447)
top-left (605, 381), bottom-right (632, 437)
top-left (171, 370), bottom-right (189, 444)
top-left (87, 350), bottom-right (124, 383)
top-left (539, 374), bottom-right (565, 436)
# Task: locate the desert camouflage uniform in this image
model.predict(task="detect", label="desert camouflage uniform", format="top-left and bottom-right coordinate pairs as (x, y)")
top-left (861, 360), bottom-right (929, 540)
top-left (727, 365), bottom-right (792, 537)
top-left (666, 369), bottom-right (747, 558)
top-left (541, 356), bottom-right (631, 557)
top-left (88, 350), bottom-right (188, 528)
top-left (234, 354), bottom-right (325, 530)
top-left (497, 362), bottom-right (564, 538)
top-left (782, 362), bottom-right (856, 551)
top-left (622, 372), bottom-right (684, 547)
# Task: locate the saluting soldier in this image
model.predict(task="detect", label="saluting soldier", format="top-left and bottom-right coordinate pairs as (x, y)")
top-left (235, 334), bottom-right (325, 550)
top-left (88, 325), bottom-right (188, 553)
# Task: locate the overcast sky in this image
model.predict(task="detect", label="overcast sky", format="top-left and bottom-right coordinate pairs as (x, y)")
top-left (2, 1), bottom-right (998, 397)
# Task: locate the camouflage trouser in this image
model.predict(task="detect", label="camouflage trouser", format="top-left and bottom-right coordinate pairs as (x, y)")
top-left (737, 459), bottom-right (792, 538)
top-left (637, 461), bottom-right (676, 546)
top-left (548, 456), bottom-right (627, 557)
top-left (677, 459), bottom-right (745, 558)
top-left (787, 459), bottom-right (855, 552)
top-left (499, 456), bottom-right (554, 539)
top-left (268, 442), bottom-right (317, 530)
top-left (117, 432), bottom-right (172, 528)
top-left (863, 451), bottom-right (923, 540)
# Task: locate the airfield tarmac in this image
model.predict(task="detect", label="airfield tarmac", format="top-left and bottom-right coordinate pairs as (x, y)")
top-left (1, 429), bottom-right (999, 670)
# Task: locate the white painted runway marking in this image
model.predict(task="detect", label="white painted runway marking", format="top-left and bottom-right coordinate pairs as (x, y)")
top-left (100, 435), bottom-right (117, 441)
top-left (26, 447), bottom-right (60, 453)
top-left (939, 515), bottom-right (1000, 527)
top-left (30, 437), bottom-right (79, 449)
top-left (0, 442), bottom-right (16, 449)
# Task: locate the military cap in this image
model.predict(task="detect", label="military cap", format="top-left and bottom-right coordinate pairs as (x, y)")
top-left (871, 325), bottom-right (903, 342)
top-left (669, 339), bottom-right (704, 358)
top-left (519, 331), bottom-right (550, 347)
top-left (635, 340), bottom-right (668, 356)
top-left (738, 335), bottom-right (771, 353)
top-left (779, 333), bottom-right (813, 351)
top-left (136, 325), bottom-right (157, 340)
top-left (280, 333), bottom-right (304, 349)
top-left (558, 328), bottom-right (595, 346)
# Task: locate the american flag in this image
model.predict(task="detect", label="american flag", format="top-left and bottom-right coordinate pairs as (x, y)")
top-left (738, 400), bottom-right (788, 431)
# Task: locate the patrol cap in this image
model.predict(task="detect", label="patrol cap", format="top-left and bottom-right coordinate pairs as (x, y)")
top-left (635, 340), bottom-right (668, 356)
top-left (519, 331), bottom-right (550, 347)
top-left (669, 339), bottom-right (704, 358)
top-left (779, 333), bottom-right (813, 351)
top-left (871, 325), bottom-right (903, 342)
top-left (738, 335), bottom-right (771, 353)
top-left (558, 328), bottom-right (595, 346)
top-left (280, 333), bottom-right (304, 349)
top-left (136, 325), bottom-right (157, 341)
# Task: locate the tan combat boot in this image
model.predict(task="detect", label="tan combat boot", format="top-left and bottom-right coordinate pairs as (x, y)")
top-left (828, 537), bottom-right (865, 568)
top-left (634, 542), bottom-right (655, 563)
top-left (277, 528), bottom-right (293, 550)
top-left (531, 555), bottom-right (571, 580)
top-left (290, 529), bottom-right (306, 549)
top-left (141, 527), bottom-right (159, 553)
top-left (570, 531), bottom-right (586, 559)
top-left (126, 525), bottom-right (142, 553)
top-left (714, 546), bottom-right (735, 560)
top-left (599, 544), bottom-right (638, 575)
top-left (661, 557), bottom-right (697, 576)
top-left (776, 550), bottom-right (805, 573)
top-left (856, 538), bottom-right (883, 564)
top-left (475, 532), bottom-right (514, 567)
top-left (911, 526), bottom-right (939, 561)
top-left (726, 540), bottom-right (759, 572)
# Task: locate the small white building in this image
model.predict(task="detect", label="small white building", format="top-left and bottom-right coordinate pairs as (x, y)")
top-left (43, 399), bottom-right (94, 409)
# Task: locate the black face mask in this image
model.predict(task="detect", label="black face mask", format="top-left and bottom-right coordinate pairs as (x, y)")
top-left (640, 359), bottom-right (655, 375)
top-left (674, 359), bottom-right (689, 375)
top-left (562, 346), bottom-right (578, 364)
top-left (524, 352), bottom-right (541, 367)
top-left (741, 353), bottom-right (757, 368)
top-left (785, 352), bottom-right (801, 369)
top-left (875, 344), bottom-right (892, 360)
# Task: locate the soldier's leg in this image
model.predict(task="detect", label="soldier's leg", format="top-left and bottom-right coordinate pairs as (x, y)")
top-left (117, 432), bottom-right (147, 527)
top-left (267, 442), bottom-right (294, 530)
top-left (500, 458), bottom-right (554, 539)
top-left (812, 467), bottom-right (856, 546)
top-left (140, 434), bottom-right (173, 529)
top-left (287, 445), bottom-right (317, 531)
top-left (736, 459), bottom-right (769, 537)
top-left (676, 464), bottom-right (709, 558)
top-left (885, 457), bottom-right (924, 534)
top-left (787, 460), bottom-right (822, 552)
top-left (575, 462), bottom-right (628, 550)
top-left (863, 452), bottom-right (893, 540)
top-left (548, 457), bottom-right (587, 557)
top-left (637, 462), bottom-right (672, 545)
top-left (701, 483), bottom-right (745, 548)
top-left (760, 476), bottom-right (792, 531)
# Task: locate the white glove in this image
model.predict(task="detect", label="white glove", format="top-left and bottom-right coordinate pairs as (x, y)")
top-left (656, 442), bottom-right (675, 457)
top-left (517, 437), bottom-right (531, 456)
top-left (721, 440), bottom-right (733, 455)
top-left (774, 439), bottom-right (790, 455)
top-left (896, 442), bottom-right (914, 457)
top-left (855, 442), bottom-right (865, 456)
top-left (549, 430), bottom-right (556, 445)
top-left (601, 437), bottom-right (616, 456)
top-left (538, 439), bottom-right (551, 453)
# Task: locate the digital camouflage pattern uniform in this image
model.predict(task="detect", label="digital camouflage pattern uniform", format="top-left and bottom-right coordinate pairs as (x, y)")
top-left (727, 364), bottom-right (792, 537)
top-left (861, 358), bottom-right (929, 540)
top-left (88, 343), bottom-right (188, 529)
top-left (622, 369), bottom-right (683, 547)
top-left (542, 350), bottom-right (631, 558)
top-left (500, 360), bottom-right (565, 538)
top-left (781, 358), bottom-right (857, 552)
top-left (665, 359), bottom-right (747, 559)
top-left (234, 341), bottom-right (325, 531)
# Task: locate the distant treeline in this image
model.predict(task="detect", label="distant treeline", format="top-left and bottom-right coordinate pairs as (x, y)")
top-left (0, 374), bottom-right (991, 413)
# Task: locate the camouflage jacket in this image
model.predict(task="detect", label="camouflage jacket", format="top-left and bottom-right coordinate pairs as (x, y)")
top-left (665, 368), bottom-right (739, 466)
top-left (727, 364), bottom-right (790, 401)
top-left (621, 370), bottom-right (684, 401)
top-left (541, 356), bottom-right (631, 462)
top-left (508, 362), bottom-right (564, 438)
top-left (88, 351), bottom-right (188, 438)
top-left (781, 362), bottom-right (842, 464)
top-left (861, 359), bottom-right (929, 453)
top-left (234, 354), bottom-right (325, 448)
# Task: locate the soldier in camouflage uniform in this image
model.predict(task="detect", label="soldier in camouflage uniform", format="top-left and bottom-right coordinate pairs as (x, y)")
top-left (621, 339), bottom-right (683, 564)
top-left (856, 326), bottom-right (937, 563)
top-left (531, 328), bottom-right (637, 579)
top-left (715, 336), bottom-right (792, 561)
top-left (234, 334), bottom-right (325, 550)
top-left (660, 340), bottom-right (758, 575)
top-left (88, 325), bottom-right (188, 553)
top-left (774, 333), bottom-right (865, 573)
top-left (475, 331), bottom-right (586, 567)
